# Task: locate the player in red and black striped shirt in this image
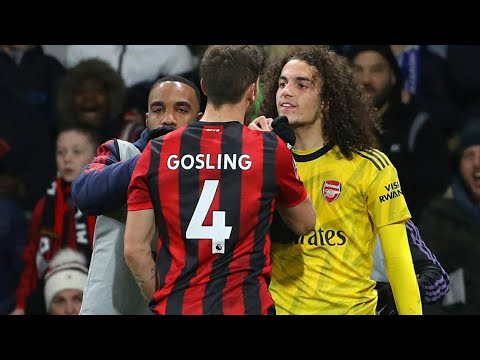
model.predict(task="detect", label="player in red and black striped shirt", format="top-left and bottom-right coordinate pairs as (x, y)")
top-left (124, 45), bottom-right (316, 315)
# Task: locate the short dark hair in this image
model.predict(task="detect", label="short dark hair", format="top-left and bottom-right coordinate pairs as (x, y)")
top-left (152, 75), bottom-right (202, 107)
top-left (200, 45), bottom-right (264, 108)
top-left (57, 124), bottom-right (102, 150)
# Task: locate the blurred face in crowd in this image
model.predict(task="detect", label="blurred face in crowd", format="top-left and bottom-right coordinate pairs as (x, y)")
top-left (145, 81), bottom-right (202, 130)
top-left (49, 289), bottom-right (83, 315)
top-left (460, 144), bottom-right (480, 202)
top-left (72, 77), bottom-right (109, 128)
top-left (56, 130), bottom-right (96, 183)
top-left (351, 51), bottom-right (396, 110)
top-left (276, 59), bottom-right (323, 128)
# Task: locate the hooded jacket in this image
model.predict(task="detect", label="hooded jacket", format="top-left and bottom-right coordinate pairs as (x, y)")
top-left (71, 128), bottom-right (149, 215)
top-left (71, 128), bottom-right (152, 314)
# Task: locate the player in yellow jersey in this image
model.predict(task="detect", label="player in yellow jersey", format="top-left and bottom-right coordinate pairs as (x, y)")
top-left (250, 45), bottom-right (422, 315)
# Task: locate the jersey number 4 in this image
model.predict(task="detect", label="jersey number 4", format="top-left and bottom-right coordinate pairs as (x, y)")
top-left (186, 180), bottom-right (232, 254)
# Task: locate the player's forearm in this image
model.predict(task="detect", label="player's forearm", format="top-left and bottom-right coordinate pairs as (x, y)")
top-left (124, 242), bottom-right (156, 301)
top-left (276, 194), bottom-right (316, 236)
top-left (385, 254), bottom-right (422, 314)
top-left (378, 223), bottom-right (422, 315)
top-left (124, 209), bottom-right (157, 300)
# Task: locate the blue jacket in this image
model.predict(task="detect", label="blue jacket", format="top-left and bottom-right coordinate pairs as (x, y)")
top-left (71, 129), bottom-right (150, 216)
top-left (0, 197), bottom-right (28, 314)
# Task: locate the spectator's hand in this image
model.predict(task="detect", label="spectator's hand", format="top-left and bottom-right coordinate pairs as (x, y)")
top-left (10, 308), bottom-right (25, 315)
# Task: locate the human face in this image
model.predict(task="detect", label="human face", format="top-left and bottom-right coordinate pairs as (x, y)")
top-left (146, 81), bottom-right (200, 130)
top-left (56, 130), bottom-right (96, 183)
top-left (276, 60), bottom-right (323, 128)
top-left (351, 51), bottom-right (396, 110)
top-left (72, 77), bottom-right (109, 128)
top-left (49, 289), bottom-right (83, 315)
top-left (460, 145), bottom-right (480, 202)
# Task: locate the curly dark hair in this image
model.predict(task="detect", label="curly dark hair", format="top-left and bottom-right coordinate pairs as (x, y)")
top-left (260, 45), bottom-right (381, 160)
top-left (57, 58), bottom-right (126, 128)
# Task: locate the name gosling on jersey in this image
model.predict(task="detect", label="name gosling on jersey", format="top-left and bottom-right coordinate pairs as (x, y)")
top-left (379, 181), bottom-right (402, 202)
top-left (167, 153), bottom-right (252, 170)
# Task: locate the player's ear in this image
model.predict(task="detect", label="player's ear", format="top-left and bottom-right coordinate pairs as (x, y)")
top-left (249, 82), bottom-right (257, 102)
top-left (200, 78), bottom-right (207, 96)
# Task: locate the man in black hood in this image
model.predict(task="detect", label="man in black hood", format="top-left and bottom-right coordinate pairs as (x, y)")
top-left (346, 45), bottom-right (452, 220)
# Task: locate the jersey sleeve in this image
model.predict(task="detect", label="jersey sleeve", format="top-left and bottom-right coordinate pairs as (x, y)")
top-left (71, 139), bottom-right (140, 215)
top-left (406, 220), bottom-right (450, 304)
top-left (367, 161), bottom-right (411, 228)
top-left (127, 142), bottom-right (154, 212)
top-left (275, 140), bottom-right (307, 208)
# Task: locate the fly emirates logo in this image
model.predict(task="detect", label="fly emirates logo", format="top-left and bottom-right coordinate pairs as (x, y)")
top-left (294, 228), bottom-right (347, 246)
top-left (167, 153), bottom-right (252, 170)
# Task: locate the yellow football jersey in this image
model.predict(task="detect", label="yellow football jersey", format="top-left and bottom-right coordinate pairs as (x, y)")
top-left (270, 144), bottom-right (411, 315)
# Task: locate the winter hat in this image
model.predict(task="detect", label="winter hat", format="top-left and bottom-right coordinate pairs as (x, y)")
top-left (345, 45), bottom-right (401, 75)
top-left (43, 249), bottom-right (88, 311)
top-left (345, 45), bottom-right (404, 104)
top-left (460, 118), bottom-right (480, 151)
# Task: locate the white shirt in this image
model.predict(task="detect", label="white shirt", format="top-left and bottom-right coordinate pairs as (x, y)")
top-left (66, 45), bottom-right (195, 87)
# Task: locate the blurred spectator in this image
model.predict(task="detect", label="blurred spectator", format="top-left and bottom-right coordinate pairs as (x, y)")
top-left (117, 82), bottom-right (151, 142)
top-left (346, 45), bottom-right (452, 220)
top-left (10, 126), bottom-right (98, 315)
top-left (390, 45), bottom-right (458, 129)
top-left (0, 149), bottom-right (28, 314)
top-left (65, 45), bottom-right (196, 87)
top-left (419, 119), bottom-right (480, 315)
top-left (43, 248), bottom-right (88, 315)
top-left (57, 59), bottom-right (126, 143)
top-left (447, 45), bottom-right (480, 127)
top-left (0, 45), bottom-right (66, 211)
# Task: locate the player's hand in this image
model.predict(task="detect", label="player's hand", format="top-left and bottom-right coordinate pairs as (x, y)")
top-left (417, 267), bottom-right (445, 304)
top-left (248, 116), bottom-right (273, 132)
top-left (148, 126), bottom-right (176, 140)
top-left (271, 115), bottom-right (296, 148)
top-left (376, 282), bottom-right (398, 315)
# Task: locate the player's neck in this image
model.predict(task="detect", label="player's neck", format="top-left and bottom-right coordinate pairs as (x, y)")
top-left (293, 122), bottom-right (325, 151)
top-left (201, 102), bottom-right (247, 124)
